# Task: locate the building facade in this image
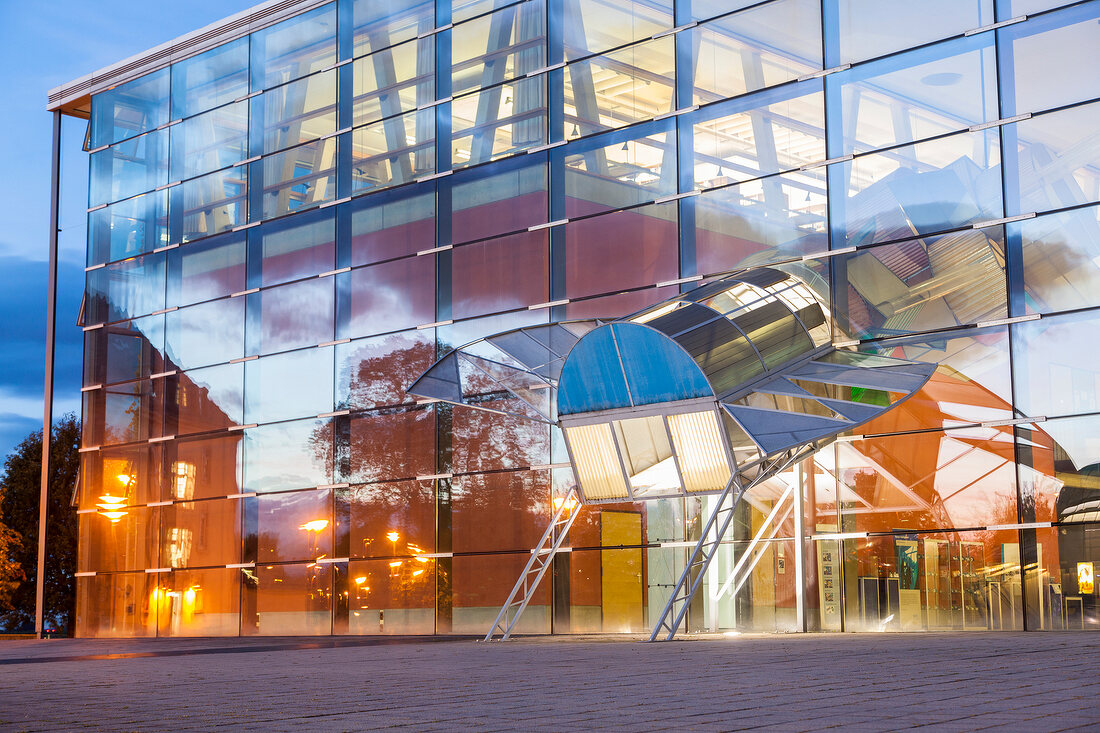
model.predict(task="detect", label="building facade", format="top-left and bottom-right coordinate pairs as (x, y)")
top-left (48, 0), bottom-right (1100, 637)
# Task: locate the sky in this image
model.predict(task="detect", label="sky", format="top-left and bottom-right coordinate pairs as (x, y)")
top-left (0, 0), bottom-right (259, 460)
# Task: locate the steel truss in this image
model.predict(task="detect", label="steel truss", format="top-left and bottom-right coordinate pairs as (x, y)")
top-left (648, 445), bottom-right (818, 642)
top-left (483, 486), bottom-right (581, 641)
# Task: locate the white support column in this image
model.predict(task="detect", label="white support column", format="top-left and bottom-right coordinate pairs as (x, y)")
top-left (793, 461), bottom-right (806, 632)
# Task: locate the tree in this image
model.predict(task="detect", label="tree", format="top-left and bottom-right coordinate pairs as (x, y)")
top-left (0, 414), bottom-right (80, 634)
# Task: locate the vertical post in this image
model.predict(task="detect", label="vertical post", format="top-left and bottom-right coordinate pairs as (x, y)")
top-left (37, 110), bottom-right (62, 639)
top-left (793, 461), bottom-right (806, 632)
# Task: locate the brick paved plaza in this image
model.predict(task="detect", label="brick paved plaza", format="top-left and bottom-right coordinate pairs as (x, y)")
top-left (1, 632), bottom-right (1098, 731)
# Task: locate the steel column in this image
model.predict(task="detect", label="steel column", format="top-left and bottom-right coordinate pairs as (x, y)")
top-left (37, 110), bottom-right (61, 639)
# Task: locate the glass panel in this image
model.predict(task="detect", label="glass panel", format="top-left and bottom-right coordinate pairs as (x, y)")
top-left (89, 128), bottom-right (168, 207)
top-left (260, 70), bottom-right (337, 154)
top-left (1018, 414), bottom-right (1100, 527)
top-left (344, 556), bottom-right (436, 634)
top-left (85, 252), bottom-right (166, 325)
top-left (171, 37), bottom-right (250, 120)
top-left (563, 201), bottom-right (678, 299)
top-left (90, 67), bottom-right (169, 149)
top-left (832, 34), bottom-right (998, 156)
top-left (1016, 205), bottom-right (1100, 314)
top-left (613, 414), bottom-right (679, 497)
top-left (452, 230), bottom-right (548, 319)
top-left (562, 0), bottom-right (673, 59)
top-left (350, 183), bottom-right (436, 265)
top-left (167, 231), bottom-right (246, 307)
top-left (336, 330), bottom-right (435, 411)
top-left (695, 170), bottom-right (828, 275)
top-left (1024, 525), bottom-right (1098, 630)
top-left (164, 297), bottom-right (245, 371)
top-left (452, 404), bottom-right (551, 472)
top-left (251, 488), bottom-right (333, 563)
top-left (691, 0), bottom-right (821, 105)
top-left (851, 327), bottom-right (1014, 435)
top-left (563, 125), bottom-right (675, 217)
top-left (173, 165), bottom-right (249, 243)
top-left (352, 36), bottom-right (435, 127)
top-left (170, 433), bottom-right (245, 501)
top-left (564, 285), bottom-right (678, 319)
top-left (157, 567), bottom-right (241, 637)
top-left (170, 100), bottom-right (249, 181)
top-left (159, 497), bottom-right (243, 568)
top-left (78, 444), bottom-right (163, 509)
top-left (451, 552), bottom-right (550, 633)
top-left (260, 207), bottom-right (335, 286)
top-left (838, 426), bottom-right (1018, 532)
top-left (451, 155), bottom-right (547, 243)
top-left (692, 84), bottom-right (825, 189)
top-left (261, 138), bottom-right (339, 219)
top-left (452, 74), bottom-right (546, 166)
top-left (1007, 101), bottom-right (1100, 216)
top-left (84, 378), bottom-right (166, 447)
top-left (837, 228), bottom-right (1007, 339)
top-left (1001, 2), bottom-right (1100, 116)
top-left (833, 128), bottom-right (1002, 247)
top-left (258, 276), bottom-right (335, 353)
top-left (838, 529), bottom-right (1023, 631)
top-left (452, 470), bottom-right (550, 552)
top-left (88, 190), bottom-right (168, 266)
top-left (245, 347), bottom-right (335, 424)
top-left (835, 0), bottom-right (993, 65)
top-left (1013, 309), bottom-right (1100, 419)
top-left (243, 562), bottom-right (332, 635)
top-left (174, 362), bottom-right (244, 435)
top-left (91, 315), bottom-right (164, 386)
top-left (451, 0), bottom-right (546, 96)
top-left (243, 418), bottom-right (333, 492)
top-left (350, 108), bottom-right (436, 191)
top-left (352, 0), bottom-right (435, 57)
top-left (564, 37), bottom-right (674, 136)
top-left (78, 505), bottom-right (158, 572)
top-left (347, 256), bottom-right (435, 337)
top-left (341, 406), bottom-right (435, 483)
top-left (343, 480), bottom-right (436, 558)
top-left (690, 0), bottom-right (765, 21)
top-left (76, 572), bottom-right (156, 637)
top-left (998, 0), bottom-right (1075, 13)
top-left (250, 4), bottom-right (337, 89)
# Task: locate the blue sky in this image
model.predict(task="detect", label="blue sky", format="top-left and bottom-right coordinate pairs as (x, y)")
top-left (0, 0), bottom-right (257, 459)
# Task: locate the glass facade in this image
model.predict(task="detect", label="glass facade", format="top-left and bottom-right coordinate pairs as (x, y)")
top-left (67, 0), bottom-right (1100, 636)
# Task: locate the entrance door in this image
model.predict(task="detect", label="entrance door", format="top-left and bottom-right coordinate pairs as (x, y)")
top-left (601, 511), bottom-right (644, 632)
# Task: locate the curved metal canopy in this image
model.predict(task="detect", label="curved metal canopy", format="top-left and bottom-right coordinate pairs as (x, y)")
top-left (407, 267), bottom-right (936, 503)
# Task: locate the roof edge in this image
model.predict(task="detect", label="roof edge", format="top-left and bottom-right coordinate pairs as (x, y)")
top-left (47, 0), bottom-right (330, 114)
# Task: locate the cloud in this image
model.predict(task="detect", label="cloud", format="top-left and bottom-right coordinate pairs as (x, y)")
top-left (0, 412), bottom-right (41, 462)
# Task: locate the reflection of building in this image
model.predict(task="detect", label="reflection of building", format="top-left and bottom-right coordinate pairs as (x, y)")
top-left (48, 0), bottom-right (1100, 636)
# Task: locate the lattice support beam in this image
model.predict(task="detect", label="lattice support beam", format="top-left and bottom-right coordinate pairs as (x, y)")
top-left (484, 486), bottom-right (580, 641)
top-left (648, 445), bottom-right (817, 642)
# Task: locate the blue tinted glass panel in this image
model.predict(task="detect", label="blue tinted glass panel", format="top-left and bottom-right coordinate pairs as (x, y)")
top-left (173, 165), bottom-right (249, 244)
top-left (90, 68), bottom-right (169, 148)
top-left (251, 4), bottom-right (337, 89)
top-left (89, 129), bottom-right (169, 207)
top-left (451, 0), bottom-right (546, 96)
top-left (832, 129), bottom-right (1002, 247)
top-left (452, 74), bottom-right (547, 166)
top-left (243, 418), bottom-right (332, 492)
top-left (85, 252), bottom-right (166, 325)
top-left (170, 100), bottom-right (249, 181)
top-left (1015, 205), bottom-right (1100, 315)
top-left (351, 108), bottom-right (435, 191)
top-left (171, 37), bottom-right (250, 120)
top-left (245, 347), bottom-right (335, 424)
top-left (1000, 3), bottom-right (1100, 116)
top-left (834, 0), bottom-right (993, 65)
top-left (352, 36), bottom-right (435, 127)
top-left (691, 0), bottom-right (821, 105)
top-left (88, 189), bottom-right (168, 266)
top-left (831, 34), bottom-right (997, 156)
top-left (352, 0), bottom-right (434, 58)
top-left (1013, 309), bottom-right (1100, 419)
top-left (1007, 101), bottom-right (1100, 216)
top-left (164, 297), bottom-right (246, 371)
top-left (167, 231), bottom-right (247, 307)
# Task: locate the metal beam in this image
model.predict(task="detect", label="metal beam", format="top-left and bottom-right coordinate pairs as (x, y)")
top-left (37, 110), bottom-right (61, 639)
top-left (484, 486), bottom-right (580, 641)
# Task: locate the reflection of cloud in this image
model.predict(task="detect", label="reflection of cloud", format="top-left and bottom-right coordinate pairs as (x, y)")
top-left (0, 411), bottom-right (41, 461)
